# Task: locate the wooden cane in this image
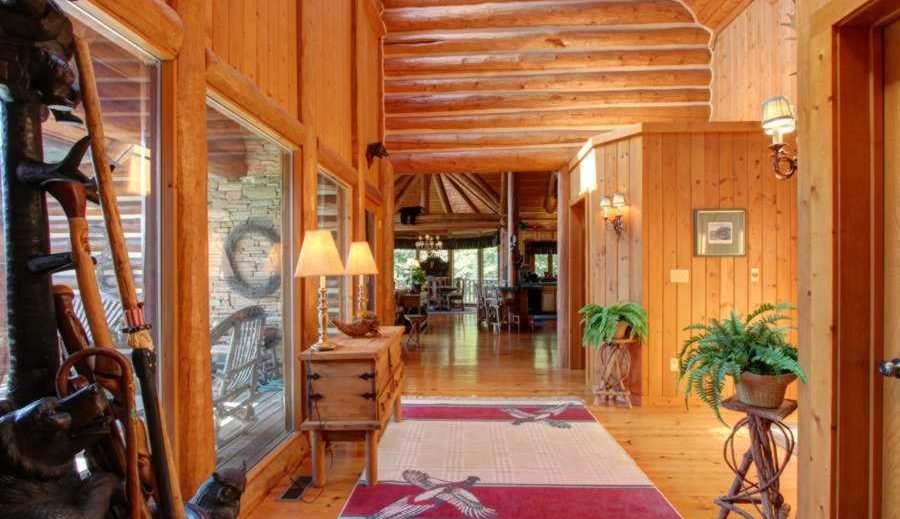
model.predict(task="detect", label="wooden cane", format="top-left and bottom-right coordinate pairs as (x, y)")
top-left (57, 348), bottom-right (141, 519)
top-left (75, 35), bottom-right (187, 519)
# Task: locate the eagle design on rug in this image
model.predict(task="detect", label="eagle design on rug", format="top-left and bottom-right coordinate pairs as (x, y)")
top-left (500, 402), bottom-right (573, 429)
top-left (368, 469), bottom-right (497, 519)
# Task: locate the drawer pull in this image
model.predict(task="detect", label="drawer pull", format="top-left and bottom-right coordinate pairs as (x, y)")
top-left (359, 372), bottom-right (375, 380)
top-left (307, 372), bottom-right (321, 381)
top-left (362, 392), bottom-right (376, 400)
top-left (310, 393), bottom-right (324, 401)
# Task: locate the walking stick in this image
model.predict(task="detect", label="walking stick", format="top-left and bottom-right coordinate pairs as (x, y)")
top-left (74, 35), bottom-right (187, 519)
top-left (57, 348), bottom-right (142, 519)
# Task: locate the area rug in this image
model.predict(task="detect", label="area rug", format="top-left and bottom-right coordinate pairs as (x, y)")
top-left (339, 397), bottom-right (681, 519)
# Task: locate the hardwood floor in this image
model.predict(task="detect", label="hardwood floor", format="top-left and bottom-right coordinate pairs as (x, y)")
top-left (247, 313), bottom-right (797, 519)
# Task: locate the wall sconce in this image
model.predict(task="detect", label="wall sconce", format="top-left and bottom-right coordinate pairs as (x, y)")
top-left (599, 192), bottom-right (627, 235)
top-left (761, 96), bottom-right (798, 180)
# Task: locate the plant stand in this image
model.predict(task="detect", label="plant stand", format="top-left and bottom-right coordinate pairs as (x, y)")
top-left (591, 340), bottom-right (635, 408)
top-left (715, 397), bottom-right (797, 519)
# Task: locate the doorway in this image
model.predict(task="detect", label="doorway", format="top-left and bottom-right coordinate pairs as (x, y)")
top-left (569, 198), bottom-right (587, 370)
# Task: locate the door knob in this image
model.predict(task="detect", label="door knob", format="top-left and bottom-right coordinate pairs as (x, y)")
top-left (880, 359), bottom-right (900, 378)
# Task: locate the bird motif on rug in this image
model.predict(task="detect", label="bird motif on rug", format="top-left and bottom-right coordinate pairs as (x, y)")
top-left (500, 402), bottom-right (573, 429)
top-left (368, 469), bottom-right (497, 519)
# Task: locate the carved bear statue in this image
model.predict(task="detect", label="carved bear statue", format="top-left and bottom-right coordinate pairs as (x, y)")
top-left (0, 384), bottom-right (118, 519)
top-left (185, 463), bottom-right (247, 519)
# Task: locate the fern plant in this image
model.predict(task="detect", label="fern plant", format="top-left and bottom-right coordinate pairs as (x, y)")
top-left (677, 302), bottom-right (806, 423)
top-left (580, 302), bottom-right (649, 349)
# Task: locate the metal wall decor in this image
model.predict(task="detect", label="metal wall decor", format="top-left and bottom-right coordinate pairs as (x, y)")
top-left (694, 209), bottom-right (747, 257)
top-left (224, 220), bottom-right (282, 298)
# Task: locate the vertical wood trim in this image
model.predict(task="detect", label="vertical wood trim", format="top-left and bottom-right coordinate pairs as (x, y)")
top-left (557, 169), bottom-right (571, 369)
top-left (170, 0), bottom-right (214, 496)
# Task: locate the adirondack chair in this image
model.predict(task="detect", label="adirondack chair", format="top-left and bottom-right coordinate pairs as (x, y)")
top-left (209, 305), bottom-right (267, 431)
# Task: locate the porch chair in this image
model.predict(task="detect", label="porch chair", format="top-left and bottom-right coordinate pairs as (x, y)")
top-left (209, 305), bottom-right (267, 432)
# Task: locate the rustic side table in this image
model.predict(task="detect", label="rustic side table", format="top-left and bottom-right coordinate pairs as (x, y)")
top-left (591, 339), bottom-right (636, 408)
top-left (715, 397), bottom-right (797, 519)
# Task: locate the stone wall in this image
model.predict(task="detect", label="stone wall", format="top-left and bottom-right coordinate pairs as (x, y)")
top-left (208, 139), bottom-right (286, 335)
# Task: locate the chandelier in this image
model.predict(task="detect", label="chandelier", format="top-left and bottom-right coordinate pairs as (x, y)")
top-left (415, 234), bottom-right (443, 256)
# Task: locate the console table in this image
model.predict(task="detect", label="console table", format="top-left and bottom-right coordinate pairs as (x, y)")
top-left (300, 326), bottom-right (405, 487)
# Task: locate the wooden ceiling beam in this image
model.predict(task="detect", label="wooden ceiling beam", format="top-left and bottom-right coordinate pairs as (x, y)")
top-left (383, 1), bottom-right (694, 32)
top-left (419, 173), bottom-right (431, 210)
top-left (384, 27), bottom-right (710, 57)
top-left (386, 88), bottom-right (710, 115)
top-left (394, 174), bottom-right (416, 203)
top-left (385, 69), bottom-right (711, 94)
top-left (434, 174), bottom-right (452, 213)
top-left (387, 105), bottom-right (710, 132)
top-left (385, 48), bottom-right (710, 76)
top-left (467, 173), bottom-right (502, 203)
top-left (442, 174), bottom-right (480, 213)
top-left (451, 174), bottom-right (500, 214)
top-left (392, 147), bottom-right (576, 174)
top-left (385, 0), bottom-right (545, 8)
top-left (386, 130), bottom-right (599, 151)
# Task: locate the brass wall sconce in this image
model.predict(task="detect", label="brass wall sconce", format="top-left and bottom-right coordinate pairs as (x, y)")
top-left (761, 96), bottom-right (798, 180)
top-left (599, 193), bottom-right (627, 235)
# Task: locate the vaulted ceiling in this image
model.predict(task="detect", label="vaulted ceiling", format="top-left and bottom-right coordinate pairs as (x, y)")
top-left (383, 0), bottom-right (750, 175)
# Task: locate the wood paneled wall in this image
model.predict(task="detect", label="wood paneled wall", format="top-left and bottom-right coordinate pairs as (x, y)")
top-left (710, 0), bottom-right (797, 121)
top-left (569, 123), bottom-right (797, 405)
top-left (205, 0), bottom-right (299, 117)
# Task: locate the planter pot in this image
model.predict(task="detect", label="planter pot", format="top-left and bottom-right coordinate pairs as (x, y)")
top-left (735, 372), bottom-right (797, 408)
top-left (613, 321), bottom-right (634, 341)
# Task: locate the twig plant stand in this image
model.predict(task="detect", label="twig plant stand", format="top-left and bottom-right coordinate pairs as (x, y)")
top-left (591, 339), bottom-right (637, 408)
top-left (715, 397), bottom-right (797, 519)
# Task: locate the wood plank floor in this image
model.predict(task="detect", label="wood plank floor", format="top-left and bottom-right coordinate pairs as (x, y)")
top-left (247, 313), bottom-right (797, 519)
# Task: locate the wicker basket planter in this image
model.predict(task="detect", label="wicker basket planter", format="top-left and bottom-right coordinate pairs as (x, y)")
top-left (735, 372), bottom-right (797, 408)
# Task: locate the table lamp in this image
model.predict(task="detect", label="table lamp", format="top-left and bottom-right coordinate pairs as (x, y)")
top-left (294, 229), bottom-right (345, 351)
top-left (346, 241), bottom-right (379, 317)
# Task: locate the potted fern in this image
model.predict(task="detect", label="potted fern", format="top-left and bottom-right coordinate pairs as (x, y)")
top-left (580, 302), bottom-right (649, 347)
top-left (677, 302), bottom-right (806, 423)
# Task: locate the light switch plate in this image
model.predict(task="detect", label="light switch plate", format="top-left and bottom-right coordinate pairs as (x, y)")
top-left (670, 269), bottom-right (690, 283)
top-left (750, 267), bottom-right (761, 283)
top-left (670, 358), bottom-right (679, 372)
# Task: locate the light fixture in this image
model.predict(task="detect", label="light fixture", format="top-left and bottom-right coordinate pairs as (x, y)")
top-left (415, 233), bottom-right (443, 256)
top-left (345, 241), bottom-right (378, 318)
top-left (579, 161), bottom-right (597, 195)
top-left (761, 96), bottom-right (798, 180)
top-left (600, 193), bottom-right (627, 235)
top-left (294, 230), bottom-right (346, 351)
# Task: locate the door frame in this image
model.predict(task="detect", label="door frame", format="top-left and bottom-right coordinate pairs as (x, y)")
top-left (568, 197), bottom-right (587, 371)
top-left (831, 2), bottom-right (900, 515)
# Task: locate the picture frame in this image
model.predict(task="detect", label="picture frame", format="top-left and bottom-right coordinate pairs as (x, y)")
top-left (694, 209), bottom-right (746, 256)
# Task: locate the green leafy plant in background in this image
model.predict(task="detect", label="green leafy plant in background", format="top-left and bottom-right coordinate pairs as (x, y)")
top-left (677, 302), bottom-right (807, 423)
top-left (579, 302), bottom-right (649, 348)
top-left (410, 265), bottom-right (426, 286)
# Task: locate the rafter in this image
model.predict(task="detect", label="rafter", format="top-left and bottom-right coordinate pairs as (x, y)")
top-left (434, 174), bottom-right (452, 213)
top-left (452, 174), bottom-right (500, 214)
top-left (392, 147), bottom-right (576, 174)
top-left (386, 130), bottom-right (599, 151)
top-left (394, 174), bottom-right (416, 203)
top-left (442, 174), bottom-right (480, 213)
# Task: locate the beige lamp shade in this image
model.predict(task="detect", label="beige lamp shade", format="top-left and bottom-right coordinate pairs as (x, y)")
top-left (761, 96), bottom-right (796, 135)
top-left (294, 229), bottom-right (345, 277)
top-left (345, 241), bottom-right (379, 275)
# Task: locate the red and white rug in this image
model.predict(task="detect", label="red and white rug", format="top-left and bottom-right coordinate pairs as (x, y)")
top-left (339, 397), bottom-right (681, 519)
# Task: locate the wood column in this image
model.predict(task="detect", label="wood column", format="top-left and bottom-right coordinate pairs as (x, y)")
top-left (168, 0), bottom-right (214, 495)
top-left (507, 172), bottom-right (518, 286)
top-left (557, 168), bottom-right (571, 368)
top-left (498, 172), bottom-right (508, 282)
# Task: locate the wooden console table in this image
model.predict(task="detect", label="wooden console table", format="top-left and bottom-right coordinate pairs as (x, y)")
top-left (300, 326), bottom-right (405, 487)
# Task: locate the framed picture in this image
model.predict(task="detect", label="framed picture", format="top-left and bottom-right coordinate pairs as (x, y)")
top-left (694, 209), bottom-right (746, 256)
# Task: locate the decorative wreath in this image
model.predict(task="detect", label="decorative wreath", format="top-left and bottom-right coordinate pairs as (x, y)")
top-left (224, 220), bottom-right (282, 298)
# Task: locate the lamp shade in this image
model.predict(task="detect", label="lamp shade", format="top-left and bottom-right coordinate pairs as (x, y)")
top-left (761, 96), bottom-right (796, 135)
top-left (294, 229), bottom-right (345, 277)
top-left (611, 192), bottom-right (626, 208)
top-left (345, 241), bottom-right (379, 275)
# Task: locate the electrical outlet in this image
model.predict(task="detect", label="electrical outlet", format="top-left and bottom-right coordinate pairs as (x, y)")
top-left (670, 358), bottom-right (679, 372)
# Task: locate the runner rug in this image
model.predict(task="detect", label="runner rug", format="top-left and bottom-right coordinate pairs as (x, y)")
top-left (339, 397), bottom-right (681, 519)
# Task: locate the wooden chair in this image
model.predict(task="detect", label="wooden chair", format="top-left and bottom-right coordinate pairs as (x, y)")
top-left (209, 305), bottom-right (267, 431)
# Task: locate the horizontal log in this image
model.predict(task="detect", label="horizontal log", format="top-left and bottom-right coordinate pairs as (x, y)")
top-left (385, 48), bottom-right (710, 76)
top-left (387, 105), bottom-right (711, 132)
top-left (392, 148), bottom-right (576, 174)
top-left (384, 1), bottom-right (694, 32)
top-left (384, 27), bottom-right (710, 57)
top-left (386, 130), bottom-right (600, 151)
top-left (385, 0), bottom-right (546, 7)
top-left (386, 88), bottom-right (710, 115)
top-left (385, 69), bottom-right (711, 94)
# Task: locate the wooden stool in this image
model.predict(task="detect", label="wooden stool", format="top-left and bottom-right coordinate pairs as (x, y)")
top-left (404, 314), bottom-right (425, 350)
top-left (715, 397), bottom-right (797, 519)
top-left (591, 340), bottom-right (635, 408)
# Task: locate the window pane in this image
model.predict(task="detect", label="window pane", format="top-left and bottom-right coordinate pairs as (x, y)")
top-left (25, 18), bottom-right (161, 404)
top-left (482, 247), bottom-right (499, 283)
top-left (453, 249), bottom-right (478, 304)
top-left (207, 102), bottom-right (291, 470)
top-left (394, 250), bottom-right (416, 288)
top-left (552, 253), bottom-right (560, 277)
top-left (534, 254), bottom-right (550, 277)
top-left (316, 172), bottom-right (350, 322)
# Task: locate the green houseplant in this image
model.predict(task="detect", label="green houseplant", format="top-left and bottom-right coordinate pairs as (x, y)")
top-left (409, 265), bottom-right (426, 292)
top-left (580, 302), bottom-right (649, 348)
top-left (677, 302), bottom-right (806, 423)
